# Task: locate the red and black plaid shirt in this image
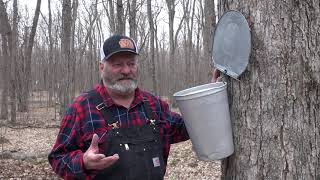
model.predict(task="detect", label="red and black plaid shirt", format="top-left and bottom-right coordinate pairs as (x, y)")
top-left (48, 84), bottom-right (189, 179)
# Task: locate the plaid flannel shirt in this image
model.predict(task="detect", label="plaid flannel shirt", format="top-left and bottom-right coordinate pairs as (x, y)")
top-left (48, 84), bottom-right (189, 179)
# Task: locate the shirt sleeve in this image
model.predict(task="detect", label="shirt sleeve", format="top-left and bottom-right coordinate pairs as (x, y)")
top-left (48, 104), bottom-right (92, 180)
top-left (158, 99), bottom-right (190, 144)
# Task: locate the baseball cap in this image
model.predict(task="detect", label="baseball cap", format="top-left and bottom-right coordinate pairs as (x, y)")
top-left (100, 34), bottom-right (139, 62)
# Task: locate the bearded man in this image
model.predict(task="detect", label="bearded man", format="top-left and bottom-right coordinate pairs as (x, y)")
top-left (48, 35), bottom-right (219, 180)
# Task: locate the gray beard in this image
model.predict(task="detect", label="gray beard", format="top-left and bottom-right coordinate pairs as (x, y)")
top-left (107, 79), bottom-right (138, 95)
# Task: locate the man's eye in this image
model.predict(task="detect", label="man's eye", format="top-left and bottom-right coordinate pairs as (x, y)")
top-left (128, 63), bottom-right (136, 67)
top-left (114, 64), bottom-right (122, 67)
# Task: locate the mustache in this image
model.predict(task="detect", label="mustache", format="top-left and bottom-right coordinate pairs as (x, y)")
top-left (116, 74), bottom-right (135, 81)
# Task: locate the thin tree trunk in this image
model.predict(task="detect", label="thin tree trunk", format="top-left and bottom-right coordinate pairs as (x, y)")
top-left (70, 0), bottom-right (78, 98)
top-left (202, 0), bottom-right (215, 84)
top-left (47, 0), bottom-right (54, 107)
top-left (0, 34), bottom-right (8, 120)
top-left (61, 0), bottom-right (72, 115)
top-left (9, 0), bottom-right (18, 123)
top-left (128, 0), bottom-right (137, 41)
top-left (0, 0), bottom-right (10, 120)
top-left (219, 0), bottom-right (320, 179)
top-left (21, 0), bottom-right (41, 112)
top-left (102, 0), bottom-right (116, 34)
top-left (147, 0), bottom-right (157, 94)
top-left (165, 0), bottom-right (176, 103)
top-left (116, 0), bottom-right (125, 34)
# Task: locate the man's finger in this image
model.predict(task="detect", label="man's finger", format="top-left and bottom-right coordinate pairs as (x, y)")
top-left (90, 153), bottom-right (106, 162)
top-left (211, 69), bottom-right (221, 83)
top-left (94, 154), bottom-right (120, 170)
top-left (88, 134), bottom-right (99, 151)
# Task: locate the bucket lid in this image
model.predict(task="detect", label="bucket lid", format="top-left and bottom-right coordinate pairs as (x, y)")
top-left (212, 10), bottom-right (251, 79)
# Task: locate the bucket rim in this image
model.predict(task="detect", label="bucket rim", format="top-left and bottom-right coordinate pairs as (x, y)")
top-left (173, 82), bottom-right (227, 97)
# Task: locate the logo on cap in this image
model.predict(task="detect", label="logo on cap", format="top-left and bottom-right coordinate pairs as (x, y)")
top-left (119, 39), bottom-right (134, 49)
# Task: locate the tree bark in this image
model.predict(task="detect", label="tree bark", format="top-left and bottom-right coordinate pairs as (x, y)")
top-left (20, 0), bottom-right (41, 112)
top-left (219, 1), bottom-right (320, 179)
top-left (202, 0), bottom-right (215, 83)
top-left (116, 0), bottom-right (125, 34)
top-left (0, 34), bottom-right (9, 120)
top-left (147, 0), bottom-right (157, 94)
top-left (47, 0), bottom-right (54, 107)
top-left (9, 0), bottom-right (18, 123)
top-left (0, 0), bottom-right (10, 120)
top-left (128, 0), bottom-right (137, 41)
top-left (61, 0), bottom-right (72, 115)
top-left (102, 0), bottom-right (116, 34)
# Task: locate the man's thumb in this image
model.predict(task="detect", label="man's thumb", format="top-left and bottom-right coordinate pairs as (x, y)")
top-left (89, 134), bottom-right (99, 150)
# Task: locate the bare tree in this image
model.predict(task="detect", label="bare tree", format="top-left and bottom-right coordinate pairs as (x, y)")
top-left (0, 0), bottom-right (18, 123)
top-left (47, 0), bottom-right (54, 107)
top-left (165, 0), bottom-right (186, 102)
top-left (219, 0), bottom-right (320, 179)
top-left (60, 0), bottom-right (72, 114)
top-left (128, 0), bottom-right (137, 41)
top-left (116, 0), bottom-right (125, 34)
top-left (0, 0), bottom-right (10, 120)
top-left (9, 0), bottom-right (18, 123)
top-left (102, 0), bottom-right (116, 34)
top-left (19, 0), bottom-right (42, 112)
top-left (147, 0), bottom-right (157, 94)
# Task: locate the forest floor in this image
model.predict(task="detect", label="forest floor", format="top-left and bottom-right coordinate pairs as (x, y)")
top-left (0, 91), bottom-right (221, 179)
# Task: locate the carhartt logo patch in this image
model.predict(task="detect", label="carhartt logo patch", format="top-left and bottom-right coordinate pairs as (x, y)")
top-left (119, 39), bottom-right (134, 49)
top-left (152, 157), bottom-right (160, 167)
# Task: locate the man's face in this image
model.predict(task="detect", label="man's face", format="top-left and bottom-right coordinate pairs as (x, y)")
top-left (100, 52), bottom-right (138, 96)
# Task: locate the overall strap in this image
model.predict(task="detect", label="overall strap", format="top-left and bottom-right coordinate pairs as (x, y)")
top-left (87, 90), bottom-right (118, 125)
top-left (142, 97), bottom-right (154, 120)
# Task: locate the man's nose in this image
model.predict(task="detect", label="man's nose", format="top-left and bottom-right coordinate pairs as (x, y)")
top-left (121, 64), bottom-right (131, 74)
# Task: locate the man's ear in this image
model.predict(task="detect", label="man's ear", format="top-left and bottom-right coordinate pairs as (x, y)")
top-left (99, 62), bottom-right (104, 72)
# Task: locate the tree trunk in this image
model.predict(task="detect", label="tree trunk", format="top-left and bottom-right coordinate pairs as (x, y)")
top-left (102, 0), bottom-right (116, 34)
top-left (47, 0), bottom-right (54, 107)
top-left (165, 0), bottom-right (176, 103)
top-left (128, 0), bottom-right (137, 41)
top-left (9, 0), bottom-right (18, 123)
top-left (202, 0), bottom-right (215, 84)
top-left (70, 0), bottom-right (78, 99)
top-left (0, 34), bottom-right (8, 120)
top-left (147, 0), bottom-right (157, 94)
top-left (21, 0), bottom-right (41, 112)
top-left (0, 0), bottom-right (10, 120)
top-left (61, 0), bottom-right (72, 115)
top-left (219, 1), bottom-right (320, 179)
top-left (116, 0), bottom-right (125, 34)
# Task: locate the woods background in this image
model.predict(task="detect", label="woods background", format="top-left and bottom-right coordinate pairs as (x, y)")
top-left (0, 0), bottom-right (216, 122)
top-left (0, 0), bottom-right (320, 179)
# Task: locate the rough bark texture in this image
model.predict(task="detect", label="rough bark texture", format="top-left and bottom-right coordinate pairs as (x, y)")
top-left (116, 0), bottom-right (125, 34)
top-left (61, 0), bottom-right (72, 115)
top-left (128, 0), bottom-right (137, 41)
top-left (0, 0), bottom-right (10, 119)
top-left (219, 1), bottom-right (320, 179)
top-left (21, 0), bottom-right (41, 112)
top-left (147, 0), bottom-right (157, 94)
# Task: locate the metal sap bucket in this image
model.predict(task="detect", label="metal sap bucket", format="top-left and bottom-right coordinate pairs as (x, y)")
top-left (173, 82), bottom-right (234, 160)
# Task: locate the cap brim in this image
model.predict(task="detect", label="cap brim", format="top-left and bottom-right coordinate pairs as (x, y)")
top-left (100, 49), bottom-right (139, 62)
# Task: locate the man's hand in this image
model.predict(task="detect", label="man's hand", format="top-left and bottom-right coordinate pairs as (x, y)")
top-left (211, 68), bottom-right (221, 83)
top-left (83, 134), bottom-right (119, 170)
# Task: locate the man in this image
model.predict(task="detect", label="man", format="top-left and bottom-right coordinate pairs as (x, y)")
top-left (49, 34), bottom-right (220, 179)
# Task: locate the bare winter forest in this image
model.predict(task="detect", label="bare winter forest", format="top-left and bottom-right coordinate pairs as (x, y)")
top-left (1, 0), bottom-right (320, 179)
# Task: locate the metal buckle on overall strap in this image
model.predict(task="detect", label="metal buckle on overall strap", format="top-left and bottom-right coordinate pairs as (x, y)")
top-left (108, 122), bottom-right (120, 129)
top-left (149, 119), bottom-right (156, 126)
top-left (96, 102), bottom-right (106, 110)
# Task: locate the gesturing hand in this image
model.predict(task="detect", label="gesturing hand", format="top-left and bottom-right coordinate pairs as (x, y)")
top-left (83, 134), bottom-right (119, 170)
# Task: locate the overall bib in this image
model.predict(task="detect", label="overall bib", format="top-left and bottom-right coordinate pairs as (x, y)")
top-left (89, 90), bottom-right (165, 180)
